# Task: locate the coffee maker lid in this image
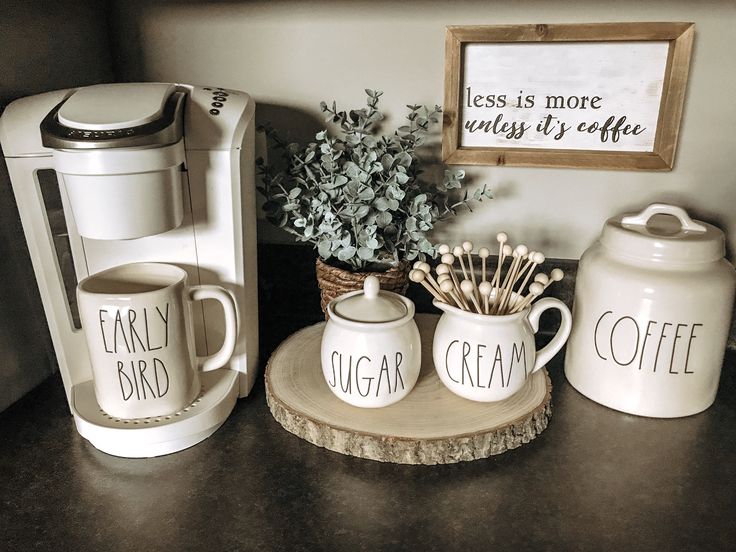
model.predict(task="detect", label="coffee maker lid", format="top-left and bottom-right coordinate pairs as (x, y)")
top-left (40, 83), bottom-right (185, 150)
top-left (58, 83), bottom-right (175, 131)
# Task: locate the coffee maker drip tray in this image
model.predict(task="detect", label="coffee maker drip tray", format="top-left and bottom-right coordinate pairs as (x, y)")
top-left (70, 369), bottom-right (239, 458)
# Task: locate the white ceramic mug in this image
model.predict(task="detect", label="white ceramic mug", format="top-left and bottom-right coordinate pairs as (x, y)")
top-left (433, 296), bottom-right (572, 402)
top-left (77, 262), bottom-right (238, 419)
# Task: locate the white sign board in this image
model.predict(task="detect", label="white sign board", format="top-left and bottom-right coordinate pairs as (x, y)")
top-left (460, 41), bottom-right (670, 151)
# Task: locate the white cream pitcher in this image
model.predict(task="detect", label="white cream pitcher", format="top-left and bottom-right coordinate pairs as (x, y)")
top-left (433, 296), bottom-right (572, 402)
top-left (565, 204), bottom-right (736, 417)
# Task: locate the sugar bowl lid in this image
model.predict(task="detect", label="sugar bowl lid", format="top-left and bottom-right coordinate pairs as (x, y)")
top-left (331, 276), bottom-right (408, 323)
top-left (600, 203), bottom-right (725, 263)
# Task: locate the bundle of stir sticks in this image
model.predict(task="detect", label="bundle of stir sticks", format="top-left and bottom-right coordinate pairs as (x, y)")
top-left (409, 233), bottom-right (564, 315)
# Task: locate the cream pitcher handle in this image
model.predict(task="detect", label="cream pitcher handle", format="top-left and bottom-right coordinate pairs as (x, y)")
top-left (189, 285), bottom-right (239, 372)
top-left (621, 203), bottom-right (707, 233)
top-left (527, 297), bottom-right (572, 373)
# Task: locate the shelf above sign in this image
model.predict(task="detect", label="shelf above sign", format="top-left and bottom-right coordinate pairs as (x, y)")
top-left (442, 23), bottom-right (694, 170)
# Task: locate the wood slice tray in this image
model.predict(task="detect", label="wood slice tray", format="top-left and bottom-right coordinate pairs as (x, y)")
top-left (265, 314), bottom-right (552, 465)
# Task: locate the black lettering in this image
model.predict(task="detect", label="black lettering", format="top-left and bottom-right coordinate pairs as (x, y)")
top-left (684, 324), bottom-right (702, 374)
top-left (328, 351), bottom-right (338, 387)
top-left (546, 95), bottom-right (565, 109)
top-left (594, 311), bottom-right (612, 360)
top-left (127, 309), bottom-right (146, 353)
top-left (340, 354), bottom-right (352, 394)
top-left (476, 344), bottom-right (487, 388)
top-left (462, 341), bottom-right (474, 386)
top-left (639, 320), bottom-right (656, 371)
top-left (376, 356), bottom-right (390, 396)
top-left (355, 356), bottom-right (371, 397)
top-left (393, 352), bottom-right (405, 392)
top-left (99, 310), bottom-right (112, 353)
top-left (138, 359), bottom-right (156, 399)
top-left (446, 340), bottom-right (460, 383)
top-left (510, 341), bottom-right (526, 385)
top-left (610, 316), bottom-right (639, 366)
top-left (653, 322), bottom-right (672, 372)
top-left (113, 310), bottom-right (131, 354)
top-left (156, 303), bottom-right (170, 348)
top-left (153, 357), bottom-right (169, 397)
top-left (669, 324), bottom-right (687, 374)
top-left (488, 345), bottom-right (503, 388)
top-left (117, 361), bottom-right (133, 401)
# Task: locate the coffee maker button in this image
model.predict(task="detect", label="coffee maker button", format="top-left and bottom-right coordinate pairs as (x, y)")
top-left (213, 96), bottom-right (227, 102)
top-left (219, 92), bottom-right (229, 97)
top-left (212, 102), bottom-right (224, 108)
top-left (209, 109), bottom-right (220, 116)
top-left (204, 87), bottom-right (212, 91)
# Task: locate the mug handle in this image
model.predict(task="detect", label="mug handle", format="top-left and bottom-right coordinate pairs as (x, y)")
top-left (189, 285), bottom-right (238, 372)
top-left (527, 297), bottom-right (573, 373)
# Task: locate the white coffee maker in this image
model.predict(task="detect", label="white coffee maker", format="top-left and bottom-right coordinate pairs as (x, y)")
top-left (0, 83), bottom-right (259, 457)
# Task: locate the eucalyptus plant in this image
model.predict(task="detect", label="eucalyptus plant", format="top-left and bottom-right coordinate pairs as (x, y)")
top-left (257, 89), bottom-right (492, 270)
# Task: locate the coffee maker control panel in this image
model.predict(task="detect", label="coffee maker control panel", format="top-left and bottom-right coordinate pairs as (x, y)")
top-left (180, 84), bottom-right (254, 152)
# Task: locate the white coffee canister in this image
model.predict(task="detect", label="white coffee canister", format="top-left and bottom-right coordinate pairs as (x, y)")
top-left (321, 276), bottom-right (421, 408)
top-left (565, 203), bottom-right (736, 418)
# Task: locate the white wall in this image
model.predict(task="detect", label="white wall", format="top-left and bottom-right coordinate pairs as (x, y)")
top-left (111, 0), bottom-right (736, 260)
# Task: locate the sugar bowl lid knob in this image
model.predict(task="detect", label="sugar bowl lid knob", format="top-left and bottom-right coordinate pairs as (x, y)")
top-left (364, 276), bottom-right (380, 299)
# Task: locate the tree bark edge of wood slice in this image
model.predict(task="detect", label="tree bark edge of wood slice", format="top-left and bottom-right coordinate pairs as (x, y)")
top-left (265, 314), bottom-right (553, 465)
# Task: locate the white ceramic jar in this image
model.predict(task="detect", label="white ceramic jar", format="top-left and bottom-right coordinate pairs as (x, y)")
top-left (565, 204), bottom-right (736, 417)
top-left (321, 276), bottom-right (421, 408)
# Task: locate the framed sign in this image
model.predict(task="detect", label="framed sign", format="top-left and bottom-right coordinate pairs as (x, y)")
top-left (442, 23), bottom-right (694, 170)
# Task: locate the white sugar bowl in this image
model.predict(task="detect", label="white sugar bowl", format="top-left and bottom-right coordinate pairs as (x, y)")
top-left (321, 276), bottom-right (421, 408)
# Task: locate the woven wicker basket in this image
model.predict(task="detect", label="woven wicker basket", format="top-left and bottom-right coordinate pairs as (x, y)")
top-left (315, 258), bottom-right (410, 318)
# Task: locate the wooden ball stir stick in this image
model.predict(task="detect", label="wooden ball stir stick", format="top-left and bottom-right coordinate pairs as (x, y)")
top-left (418, 262), bottom-right (448, 302)
top-left (478, 280), bottom-right (493, 314)
top-left (543, 268), bottom-right (564, 291)
top-left (491, 233), bottom-right (508, 288)
top-left (511, 252), bottom-right (545, 310)
top-left (496, 244), bottom-right (528, 314)
top-left (491, 242), bottom-right (512, 312)
top-left (534, 272), bottom-right (549, 286)
top-left (452, 245), bottom-right (470, 281)
top-left (440, 254), bottom-right (463, 294)
top-left (409, 269), bottom-right (444, 303)
top-left (440, 279), bottom-right (466, 311)
top-left (437, 244), bottom-right (451, 256)
top-left (478, 247), bottom-right (490, 283)
top-left (436, 264), bottom-right (468, 310)
top-left (462, 241), bottom-right (479, 296)
top-left (511, 282), bottom-right (545, 313)
top-left (461, 279), bottom-right (483, 313)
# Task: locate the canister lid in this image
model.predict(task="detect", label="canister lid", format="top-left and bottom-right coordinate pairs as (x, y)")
top-left (600, 203), bottom-right (725, 263)
top-left (332, 276), bottom-right (407, 322)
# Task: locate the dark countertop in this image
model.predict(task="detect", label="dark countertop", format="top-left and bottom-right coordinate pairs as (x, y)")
top-left (1, 346), bottom-right (735, 552)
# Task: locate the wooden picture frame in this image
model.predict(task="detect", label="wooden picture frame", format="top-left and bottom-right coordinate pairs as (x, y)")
top-left (442, 22), bottom-right (694, 170)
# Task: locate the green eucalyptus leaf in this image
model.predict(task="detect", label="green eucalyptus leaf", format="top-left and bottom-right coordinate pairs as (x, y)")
top-left (358, 187), bottom-right (375, 201)
top-left (337, 246), bottom-right (357, 261)
top-left (357, 246), bottom-right (374, 260)
top-left (375, 211), bottom-right (392, 228)
top-left (318, 240), bottom-right (332, 258)
top-left (374, 197), bottom-right (390, 212)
